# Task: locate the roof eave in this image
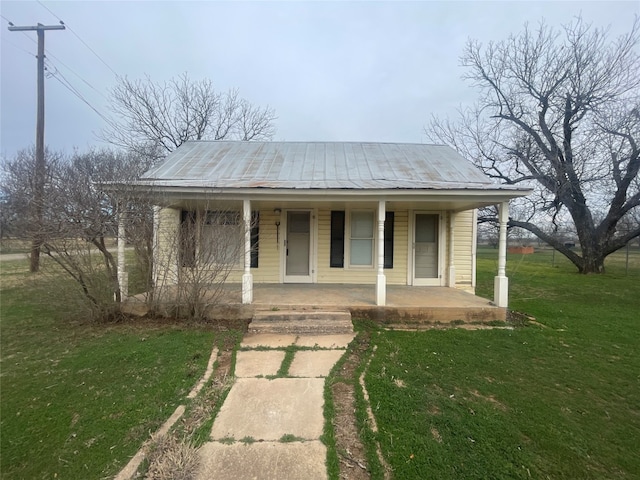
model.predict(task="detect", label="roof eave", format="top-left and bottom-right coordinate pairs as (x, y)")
top-left (114, 182), bottom-right (531, 203)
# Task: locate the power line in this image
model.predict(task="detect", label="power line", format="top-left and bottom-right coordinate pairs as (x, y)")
top-left (48, 64), bottom-right (117, 129)
top-left (1, 14), bottom-right (40, 49)
top-left (44, 49), bottom-right (109, 100)
top-left (36, 0), bottom-right (120, 78)
top-left (1, 35), bottom-right (36, 57)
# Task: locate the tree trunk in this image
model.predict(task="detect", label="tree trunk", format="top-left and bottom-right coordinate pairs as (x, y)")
top-left (30, 238), bottom-right (41, 273)
top-left (578, 255), bottom-right (606, 274)
top-left (576, 237), bottom-right (606, 274)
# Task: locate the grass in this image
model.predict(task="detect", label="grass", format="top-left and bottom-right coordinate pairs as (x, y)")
top-left (0, 238), bottom-right (31, 255)
top-left (361, 248), bottom-right (640, 479)
top-left (3, 244), bottom-right (639, 478)
top-left (0, 259), bottom-right (218, 479)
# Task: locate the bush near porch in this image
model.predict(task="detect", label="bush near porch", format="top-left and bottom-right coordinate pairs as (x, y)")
top-left (358, 247), bottom-right (640, 479)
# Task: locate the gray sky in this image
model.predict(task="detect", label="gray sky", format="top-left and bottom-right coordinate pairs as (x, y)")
top-left (1, 1), bottom-right (638, 159)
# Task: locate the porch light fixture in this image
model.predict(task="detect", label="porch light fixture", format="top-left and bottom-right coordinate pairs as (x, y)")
top-left (274, 208), bottom-right (281, 244)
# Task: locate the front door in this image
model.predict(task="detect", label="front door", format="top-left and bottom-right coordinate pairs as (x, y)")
top-left (284, 211), bottom-right (312, 283)
top-left (413, 213), bottom-right (440, 285)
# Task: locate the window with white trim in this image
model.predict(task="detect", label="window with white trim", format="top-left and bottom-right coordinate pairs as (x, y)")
top-left (349, 211), bottom-right (374, 266)
top-left (330, 210), bottom-right (394, 269)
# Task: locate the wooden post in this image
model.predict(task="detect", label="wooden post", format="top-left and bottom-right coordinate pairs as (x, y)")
top-left (494, 201), bottom-right (509, 307)
top-left (117, 206), bottom-right (128, 297)
top-left (376, 200), bottom-right (386, 306)
top-left (242, 199), bottom-right (253, 304)
top-left (8, 23), bottom-right (65, 272)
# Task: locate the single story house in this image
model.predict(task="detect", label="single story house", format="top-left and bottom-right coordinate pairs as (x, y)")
top-left (119, 141), bottom-right (530, 311)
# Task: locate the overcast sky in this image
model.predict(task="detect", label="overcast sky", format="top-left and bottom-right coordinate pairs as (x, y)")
top-left (1, 1), bottom-right (638, 159)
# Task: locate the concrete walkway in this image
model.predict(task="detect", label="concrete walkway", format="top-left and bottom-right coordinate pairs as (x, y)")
top-left (196, 333), bottom-right (355, 480)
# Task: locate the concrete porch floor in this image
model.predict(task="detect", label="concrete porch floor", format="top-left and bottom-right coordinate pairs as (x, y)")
top-left (219, 284), bottom-right (506, 324)
top-left (127, 284), bottom-right (506, 324)
top-left (245, 284), bottom-right (488, 308)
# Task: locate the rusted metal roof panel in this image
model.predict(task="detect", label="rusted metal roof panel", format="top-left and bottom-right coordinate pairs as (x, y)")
top-left (141, 141), bottom-right (517, 191)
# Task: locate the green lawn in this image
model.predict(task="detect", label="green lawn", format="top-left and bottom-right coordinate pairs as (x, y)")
top-left (362, 248), bottom-right (640, 479)
top-left (0, 260), bottom-right (218, 479)
top-left (3, 246), bottom-right (639, 479)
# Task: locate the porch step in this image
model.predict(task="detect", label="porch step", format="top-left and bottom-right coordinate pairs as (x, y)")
top-left (249, 309), bottom-right (353, 335)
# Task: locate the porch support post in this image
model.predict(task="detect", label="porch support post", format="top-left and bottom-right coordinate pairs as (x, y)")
top-left (117, 205), bottom-right (128, 297)
top-left (376, 200), bottom-right (386, 306)
top-left (152, 205), bottom-right (161, 287)
top-left (242, 199), bottom-right (253, 304)
top-left (448, 211), bottom-right (456, 288)
top-left (494, 201), bottom-right (509, 307)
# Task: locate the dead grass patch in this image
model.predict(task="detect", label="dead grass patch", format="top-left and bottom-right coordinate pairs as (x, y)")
top-left (140, 339), bottom-right (235, 478)
top-left (469, 389), bottom-right (508, 411)
top-left (330, 334), bottom-right (371, 480)
top-left (393, 378), bottom-right (406, 388)
top-left (430, 426), bottom-right (443, 443)
top-left (145, 435), bottom-right (199, 480)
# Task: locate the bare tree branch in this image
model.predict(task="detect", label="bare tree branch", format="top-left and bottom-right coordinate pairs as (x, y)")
top-left (427, 16), bottom-right (640, 273)
top-left (101, 73), bottom-right (277, 164)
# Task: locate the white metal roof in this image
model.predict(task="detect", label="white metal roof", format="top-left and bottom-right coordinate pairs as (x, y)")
top-left (140, 141), bottom-right (526, 193)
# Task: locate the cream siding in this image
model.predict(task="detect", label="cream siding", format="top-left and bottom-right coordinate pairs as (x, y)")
top-left (249, 209), bottom-right (280, 283)
top-left (154, 204), bottom-right (476, 290)
top-left (316, 208), bottom-right (408, 285)
top-left (215, 208), bottom-right (281, 284)
top-left (154, 207), bottom-right (180, 290)
top-left (453, 209), bottom-right (475, 292)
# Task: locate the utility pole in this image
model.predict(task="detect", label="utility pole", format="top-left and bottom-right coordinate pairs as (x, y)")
top-left (8, 23), bottom-right (65, 272)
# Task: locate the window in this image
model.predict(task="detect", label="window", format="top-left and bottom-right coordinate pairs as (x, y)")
top-left (330, 210), bottom-right (395, 269)
top-left (202, 211), bottom-right (241, 265)
top-left (350, 211), bottom-right (374, 266)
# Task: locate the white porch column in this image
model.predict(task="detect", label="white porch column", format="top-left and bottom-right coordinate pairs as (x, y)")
top-left (494, 201), bottom-right (509, 307)
top-left (117, 207), bottom-right (128, 296)
top-left (448, 211), bottom-right (456, 288)
top-left (376, 200), bottom-right (386, 306)
top-left (152, 205), bottom-right (161, 287)
top-left (242, 199), bottom-right (253, 304)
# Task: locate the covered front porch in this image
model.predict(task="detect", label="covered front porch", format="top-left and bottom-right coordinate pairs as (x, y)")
top-left (257, 284), bottom-right (505, 323)
top-left (199, 283), bottom-right (506, 324)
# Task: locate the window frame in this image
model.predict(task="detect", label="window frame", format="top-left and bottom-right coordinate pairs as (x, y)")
top-left (201, 210), bottom-right (242, 266)
top-left (329, 209), bottom-right (395, 270)
top-left (347, 210), bottom-right (376, 268)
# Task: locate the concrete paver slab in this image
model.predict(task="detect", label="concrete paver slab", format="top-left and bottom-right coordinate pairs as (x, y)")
top-left (289, 350), bottom-right (346, 378)
top-left (241, 333), bottom-right (297, 348)
top-left (211, 378), bottom-right (324, 441)
top-left (295, 334), bottom-right (355, 349)
top-left (197, 441), bottom-right (327, 480)
top-left (235, 350), bottom-right (285, 377)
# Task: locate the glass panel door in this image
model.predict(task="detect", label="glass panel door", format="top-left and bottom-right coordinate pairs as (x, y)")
top-left (414, 214), bottom-right (439, 279)
top-left (285, 211), bottom-right (311, 280)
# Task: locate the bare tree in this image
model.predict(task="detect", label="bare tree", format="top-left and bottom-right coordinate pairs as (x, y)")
top-left (1, 147), bottom-right (155, 320)
top-left (427, 17), bottom-right (640, 273)
top-left (102, 73), bottom-right (277, 163)
top-left (152, 203), bottom-right (255, 321)
top-left (1, 147), bottom-right (63, 271)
